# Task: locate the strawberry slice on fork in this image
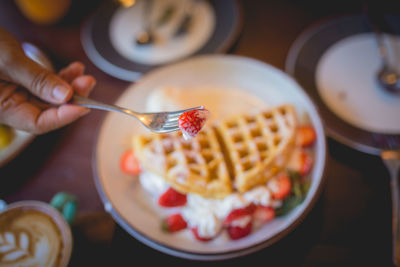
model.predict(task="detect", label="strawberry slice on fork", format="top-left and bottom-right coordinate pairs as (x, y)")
top-left (178, 108), bottom-right (210, 140)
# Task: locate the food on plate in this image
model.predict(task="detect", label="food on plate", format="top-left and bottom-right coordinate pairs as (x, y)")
top-left (133, 122), bottom-right (232, 199)
top-left (216, 105), bottom-right (296, 193)
top-left (125, 104), bottom-right (316, 242)
top-left (162, 213), bottom-right (187, 233)
top-left (120, 149), bottom-right (141, 175)
top-left (178, 108), bottom-right (210, 140)
top-left (297, 125), bottom-right (317, 147)
top-left (0, 124), bottom-right (14, 150)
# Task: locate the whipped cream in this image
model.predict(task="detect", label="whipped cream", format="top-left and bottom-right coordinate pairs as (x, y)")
top-left (139, 171), bottom-right (169, 197)
top-left (139, 170), bottom-right (281, 238)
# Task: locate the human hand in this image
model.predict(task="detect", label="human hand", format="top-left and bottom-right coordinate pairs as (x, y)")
top-left (0, 27), bottom-right (96, 134)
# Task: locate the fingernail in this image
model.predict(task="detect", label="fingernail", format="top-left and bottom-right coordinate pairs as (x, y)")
top-left (53, 86), bottom-right (69, 102)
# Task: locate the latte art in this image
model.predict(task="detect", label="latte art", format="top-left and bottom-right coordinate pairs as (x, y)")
top-left (0, 231), bottom-right (30, 262)
top-left (0, 208), bottom-right (65, 267)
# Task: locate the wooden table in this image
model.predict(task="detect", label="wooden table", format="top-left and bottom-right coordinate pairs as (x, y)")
top-left (0, 0), bottom-right (394, 266)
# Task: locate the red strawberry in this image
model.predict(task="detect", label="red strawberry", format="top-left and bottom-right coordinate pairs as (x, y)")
top-left (178, 108), bottom-right (210, 139)
top-left (289, 149), bottom-right (313, 176)
top-left (253, 205), bottom-right (275, 223)
top-left (223, 204), bottom-right (256, 226)
top-left (162, 213), bottom-right (187, 232)
top-left (298, 151), bottom-right (313, 175)
top-left (270, 173), bottom-right (292, 200)
top-left (191, 227), bottom-right (214, 242)
top-left (297, 125), bottom-right (317, 147)
top-left (120, 149), bottom-right (141, 175)
top-left (227, 221), bottom-right (252, 240)
top-left (158, 187), bottom-right (187, 207)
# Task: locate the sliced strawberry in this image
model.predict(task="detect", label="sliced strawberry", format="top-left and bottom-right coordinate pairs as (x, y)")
top-left (223, 204), bottom-right (256, 226)
top-left (158, 187), bottom-right (187, 207)
top-left (120, 149), bottom-right (141, 175)
top-left (297, 125), bottom-right (316, 147)
top-left (253, 205), bottom-right (275, 223)
top-left (298, 151), bottom-right (313, 176)
top-left (191, 227), bottom-right (214, 242)
top-left (270, 173), bottom-right (292, 200)
top-left (227, 221), bottom-right (252, 240)
top-left (178, 108), bottom-right (210, 139)
top-left (289, 149), bottom-right (313, 176)
top-left (162, 213), bottom-right (187, 232)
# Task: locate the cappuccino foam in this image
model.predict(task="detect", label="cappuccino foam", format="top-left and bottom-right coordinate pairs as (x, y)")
top-left (0, 208), bottom-right (64, 267)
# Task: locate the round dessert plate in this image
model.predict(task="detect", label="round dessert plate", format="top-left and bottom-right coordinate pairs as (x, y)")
top-left (81, 0), bottom-right (242, 81)
top-left (286, 14), bottom-right (400, 155)
top-left (93, 55), bottom-right (327, 260)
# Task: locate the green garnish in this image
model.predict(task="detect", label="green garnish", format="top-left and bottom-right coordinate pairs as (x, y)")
top-left (275, 171), bottom-right (310, 217)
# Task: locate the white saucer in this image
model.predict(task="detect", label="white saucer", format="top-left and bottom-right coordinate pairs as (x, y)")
top-left (316, 33), bottom-right (400, 134)
top-left (81, 0), bottom-right (242, 81)
top-left (286, 14), bottom-right (400, 155)
top-left (110, 0), bottom-right (216, 65)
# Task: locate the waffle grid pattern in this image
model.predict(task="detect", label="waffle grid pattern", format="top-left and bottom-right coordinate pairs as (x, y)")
top-left (133, 105), bottom-right (297, 198)
top-left (133, 128), bottom-right (232, 198)
top-left (216, 105), bottom-right (297, 193)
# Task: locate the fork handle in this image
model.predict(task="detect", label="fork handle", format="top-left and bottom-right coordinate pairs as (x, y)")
top-left (72, 95), bottom-right (138, 117)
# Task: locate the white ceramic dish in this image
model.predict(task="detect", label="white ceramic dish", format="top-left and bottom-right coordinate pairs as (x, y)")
top-left (81, 0), bottom-right (242, 81)
top-left (109, 0), bottom-right (216, 66)
top-left (93, 55), bottom-right (327, 260)
top-left (285, 14), bottom-right (400, 155)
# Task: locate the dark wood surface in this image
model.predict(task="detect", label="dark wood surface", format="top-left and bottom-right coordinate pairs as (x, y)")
top-left (0, 0), bottom-right (395, 266)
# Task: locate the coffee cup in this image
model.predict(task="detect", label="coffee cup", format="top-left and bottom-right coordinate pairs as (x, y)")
top-left (0, 200), bottom-right (73, 267)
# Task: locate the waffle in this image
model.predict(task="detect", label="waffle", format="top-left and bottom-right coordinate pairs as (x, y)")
top-left (215, 105), bottom-right (297, 193)
top-left (133, 104), bottom-right (297, 198)
top-left (133, 126), bottom-right (232, 199)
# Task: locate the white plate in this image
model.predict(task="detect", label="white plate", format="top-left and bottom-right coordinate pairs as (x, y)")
top-left (285, 15), bottom-right (400, 155)
top-left (109, 0), bottom-right (216, 66)
top-left (81, 0), bottom-right (242, 81)
top-left (93, 55), bottom-right (327, 260)
top-left (316, 33), bottom-right (400, 134)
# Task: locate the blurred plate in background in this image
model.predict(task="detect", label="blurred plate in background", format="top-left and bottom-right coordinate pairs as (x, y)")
top-left (81, 0), bottom-right (242, 82)
top-left (286, 14), bottom-right (400, 155)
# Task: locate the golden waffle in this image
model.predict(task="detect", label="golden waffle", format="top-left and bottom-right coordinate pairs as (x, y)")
top-left (133, 127), bottom-right (232, 199)
top-left (133, 105), bottom-right (297, 198)
top-left (215, 105), bottom-right (297, 193)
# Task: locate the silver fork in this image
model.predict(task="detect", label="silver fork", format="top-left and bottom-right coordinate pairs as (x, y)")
top-left (72, 95), bottom-right (202, 133)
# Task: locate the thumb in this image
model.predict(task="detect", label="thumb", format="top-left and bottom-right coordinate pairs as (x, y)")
top-left (10, 57), bottom-right (73, 104)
